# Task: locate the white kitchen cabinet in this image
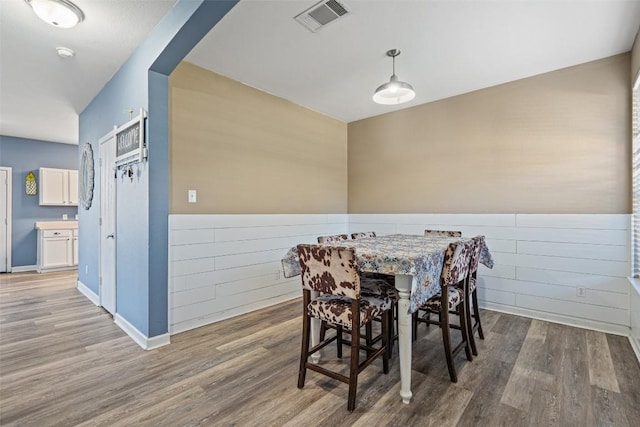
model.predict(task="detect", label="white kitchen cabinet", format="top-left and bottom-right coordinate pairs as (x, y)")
top-left (39, 168), bottom-right (78, 206)
top-left (35, 222), bottom-right (79, 272)
top-left (73, 229), bottom-right (79, 265)
top-left (68, 170), bottom-right (79, 205)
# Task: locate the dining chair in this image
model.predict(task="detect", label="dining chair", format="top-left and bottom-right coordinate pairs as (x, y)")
top-left (297, 244), bottom-right (391, 412)
top-left (317, 231), bottom-right (398, 358)
top-left (317, 234), bottom-right (360, 342)
top-left (424, 229), bottom-right (462, 237)
top-left (351, 231), bottom-right (376, 239)
top-left (464, 236), bottom-right (485, 356)
top-left (349, 231), bottom-right (399, 356)
top-left (317, 234), bottom-right (349, 243)
top-left (413, 240), bottom-right (474, 383)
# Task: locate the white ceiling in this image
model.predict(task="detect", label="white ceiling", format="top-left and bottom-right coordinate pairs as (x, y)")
top-left (0, 0), bottom-right (176, 145)
top-left (1, 0), bottom-right (639, 146)
top-left (187, 0), bottom-right (640, 123)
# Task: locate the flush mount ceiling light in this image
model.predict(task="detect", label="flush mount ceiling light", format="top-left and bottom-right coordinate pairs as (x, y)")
top-left (56, 46), bottom-right (75, 58)
top-left (373, 49), bottom-right (416, 105)
top-left (25, 0), bottom-right (84, 28)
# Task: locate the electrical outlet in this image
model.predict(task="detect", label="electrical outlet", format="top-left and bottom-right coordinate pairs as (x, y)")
top-left (576, 287), bottom-right (586, 297)
top-left (62, 214), bottom-right (68, 220)
top-left (188, 190), bottom-right (197, 203)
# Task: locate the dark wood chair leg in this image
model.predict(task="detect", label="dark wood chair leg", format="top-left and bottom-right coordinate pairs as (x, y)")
top-left (440, 303), bottom-right (457, 383)
top-left (337, 325), bottom-right (343, 359)
top-left (386, 309), bottom-right (394, 359)
top-left (465, 293), bottom-right (478, 356)
top-left (412, 312), bottom-right (418, 341)
top-left (458, 299), bottom-right (473, 362)
top-left (320, 321), bottom-right (327, 341)
top-left (298, 293), bottom-right (311, 389)
top-left (472, 289), bottom-right (484, 339)
top-left (382, 309), bottom-right (390, 373)
top-left (365, 322), bottom-right (373, 347)
top-left (347, 313), bottom-right (361, 412)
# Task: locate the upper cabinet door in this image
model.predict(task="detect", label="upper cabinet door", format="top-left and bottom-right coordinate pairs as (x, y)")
top-left (40, 168), bottom-right (67, 205)
top-left (68, 170), bottom-right (79, 206)
top-left (39, 168), bottom-right (78, 206)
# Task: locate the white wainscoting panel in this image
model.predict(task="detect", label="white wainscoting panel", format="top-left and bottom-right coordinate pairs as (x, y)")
top-left (170, 213), bottom-right (631, 337)
top-left (350, 214), bottom-right (631, 335)
top-left (168, 214), bottom-right (348, 334)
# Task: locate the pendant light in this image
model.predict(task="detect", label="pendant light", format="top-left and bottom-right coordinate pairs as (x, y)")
top-left (25, 0), bottom-right (85, 28)
top-left (373, 49), bottom-right (415, 105)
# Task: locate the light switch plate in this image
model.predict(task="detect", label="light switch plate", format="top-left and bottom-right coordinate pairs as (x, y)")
top-left (188, 190), bottom-right (197, 203)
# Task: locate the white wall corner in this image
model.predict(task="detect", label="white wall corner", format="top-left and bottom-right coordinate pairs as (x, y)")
top-left (630, 335), bottom-right (640, 365)
top-left (114, 313), bottom-right (170, 350)
top-left (77, 280), bottom-right (100, 306)
top-left (628, 276), bottom-right (640, 364)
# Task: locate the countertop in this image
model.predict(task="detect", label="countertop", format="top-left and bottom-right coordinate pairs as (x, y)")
top-left (35, 221), bottom-right (78, 230)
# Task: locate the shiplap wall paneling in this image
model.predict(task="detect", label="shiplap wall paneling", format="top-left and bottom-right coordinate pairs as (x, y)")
top-left (349, 214), bottom-right (631, 335)
top-left (169, 214), bottom-right (348, 334)
top-left (481, 214), bottom-right (630, 334)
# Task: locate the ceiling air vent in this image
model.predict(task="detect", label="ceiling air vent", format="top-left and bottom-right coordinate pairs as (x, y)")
top-left (294, 0), bottom-right (350, 33)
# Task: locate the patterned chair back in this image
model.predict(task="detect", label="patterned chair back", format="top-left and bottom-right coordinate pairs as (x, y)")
top-left (441, 240), bottom-right (474, 287)
top-left (297, 244), bottom-right (360, 299)
top-left (351, 231), bottom-right (376, 239)
top-left (317, 234), bottom-right (349, 244)
top-left (424, 230), bottom-right (462, 238)
top-left (469, 236), bottom-right (485, 275)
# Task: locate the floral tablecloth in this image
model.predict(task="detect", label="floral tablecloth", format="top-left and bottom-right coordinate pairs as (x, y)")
top-left (281, 234), bottom-right (494, 314)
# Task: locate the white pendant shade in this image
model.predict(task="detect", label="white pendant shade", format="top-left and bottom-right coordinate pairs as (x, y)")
top-left (373, 49), bottom-right (415, 105)
top-left (373, 76), bottom-right (415, 105)
top-left (26, 0), bottom-right (84, 28)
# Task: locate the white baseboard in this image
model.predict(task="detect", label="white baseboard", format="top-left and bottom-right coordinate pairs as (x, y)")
top-left (480, 301), bottom-right (631, 337)
top-left (114, 313), bottom-right (171, 350)
top-left (11, 265), bottom-right (38, 273)
top-left (77, 280), bottom-right (100, 306)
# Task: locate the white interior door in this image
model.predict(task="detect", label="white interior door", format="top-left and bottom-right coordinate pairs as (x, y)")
top-left (0, 167), bottom-right (11, 273)
top-left (99, 136), bottom-right (117, 314)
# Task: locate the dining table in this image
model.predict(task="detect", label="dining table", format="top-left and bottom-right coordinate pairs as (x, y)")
top-left (281, 233), bottom-right (494, 404)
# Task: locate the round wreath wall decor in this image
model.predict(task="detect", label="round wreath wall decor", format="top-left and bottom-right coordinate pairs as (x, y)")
top-left (79, 142), bottom-right (95, 210)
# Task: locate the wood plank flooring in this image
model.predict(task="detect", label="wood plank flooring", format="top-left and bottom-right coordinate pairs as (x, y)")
top-left (1, 271), bottom-right (639, 426)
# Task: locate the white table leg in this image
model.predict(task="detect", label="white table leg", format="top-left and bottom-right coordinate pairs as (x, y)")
top-left (395, 275), bottom-right (413, 404)
top-left (310, 290), bottom-right (321, 364)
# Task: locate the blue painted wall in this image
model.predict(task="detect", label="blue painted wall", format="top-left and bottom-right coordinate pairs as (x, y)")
top-left (0, 135), bottom-right (78, 267)
top-left (78, 0), bottom-right (237, 338)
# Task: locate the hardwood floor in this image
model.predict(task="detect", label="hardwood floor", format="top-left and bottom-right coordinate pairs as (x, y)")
top-left (1, 271), bottom-right (639, 426)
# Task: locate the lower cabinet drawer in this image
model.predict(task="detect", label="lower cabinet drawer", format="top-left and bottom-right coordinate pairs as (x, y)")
top-left (43, 230), bottom-right (72, 238)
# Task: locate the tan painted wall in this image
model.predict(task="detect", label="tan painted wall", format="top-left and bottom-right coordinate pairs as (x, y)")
top-left (169, 62), bottom-right (347, 214)
top-left (348, 54), bottom-right (631, 214)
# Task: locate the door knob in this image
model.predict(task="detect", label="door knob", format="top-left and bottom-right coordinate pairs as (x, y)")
top-left (106, 234), bottom-right (114, 239)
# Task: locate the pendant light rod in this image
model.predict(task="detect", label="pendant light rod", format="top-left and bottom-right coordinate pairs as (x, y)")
top-left (388, 49), bottom-right (399, 76)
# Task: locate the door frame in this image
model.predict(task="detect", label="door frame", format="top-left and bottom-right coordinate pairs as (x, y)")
top-left (98, 132), bottom-right (117, 313)
top-left (0, 166), bottom-right (12, 273)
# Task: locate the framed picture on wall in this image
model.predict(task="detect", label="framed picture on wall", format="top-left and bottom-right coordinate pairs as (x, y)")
top-left (115, 108), bottom-right (146, 167)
